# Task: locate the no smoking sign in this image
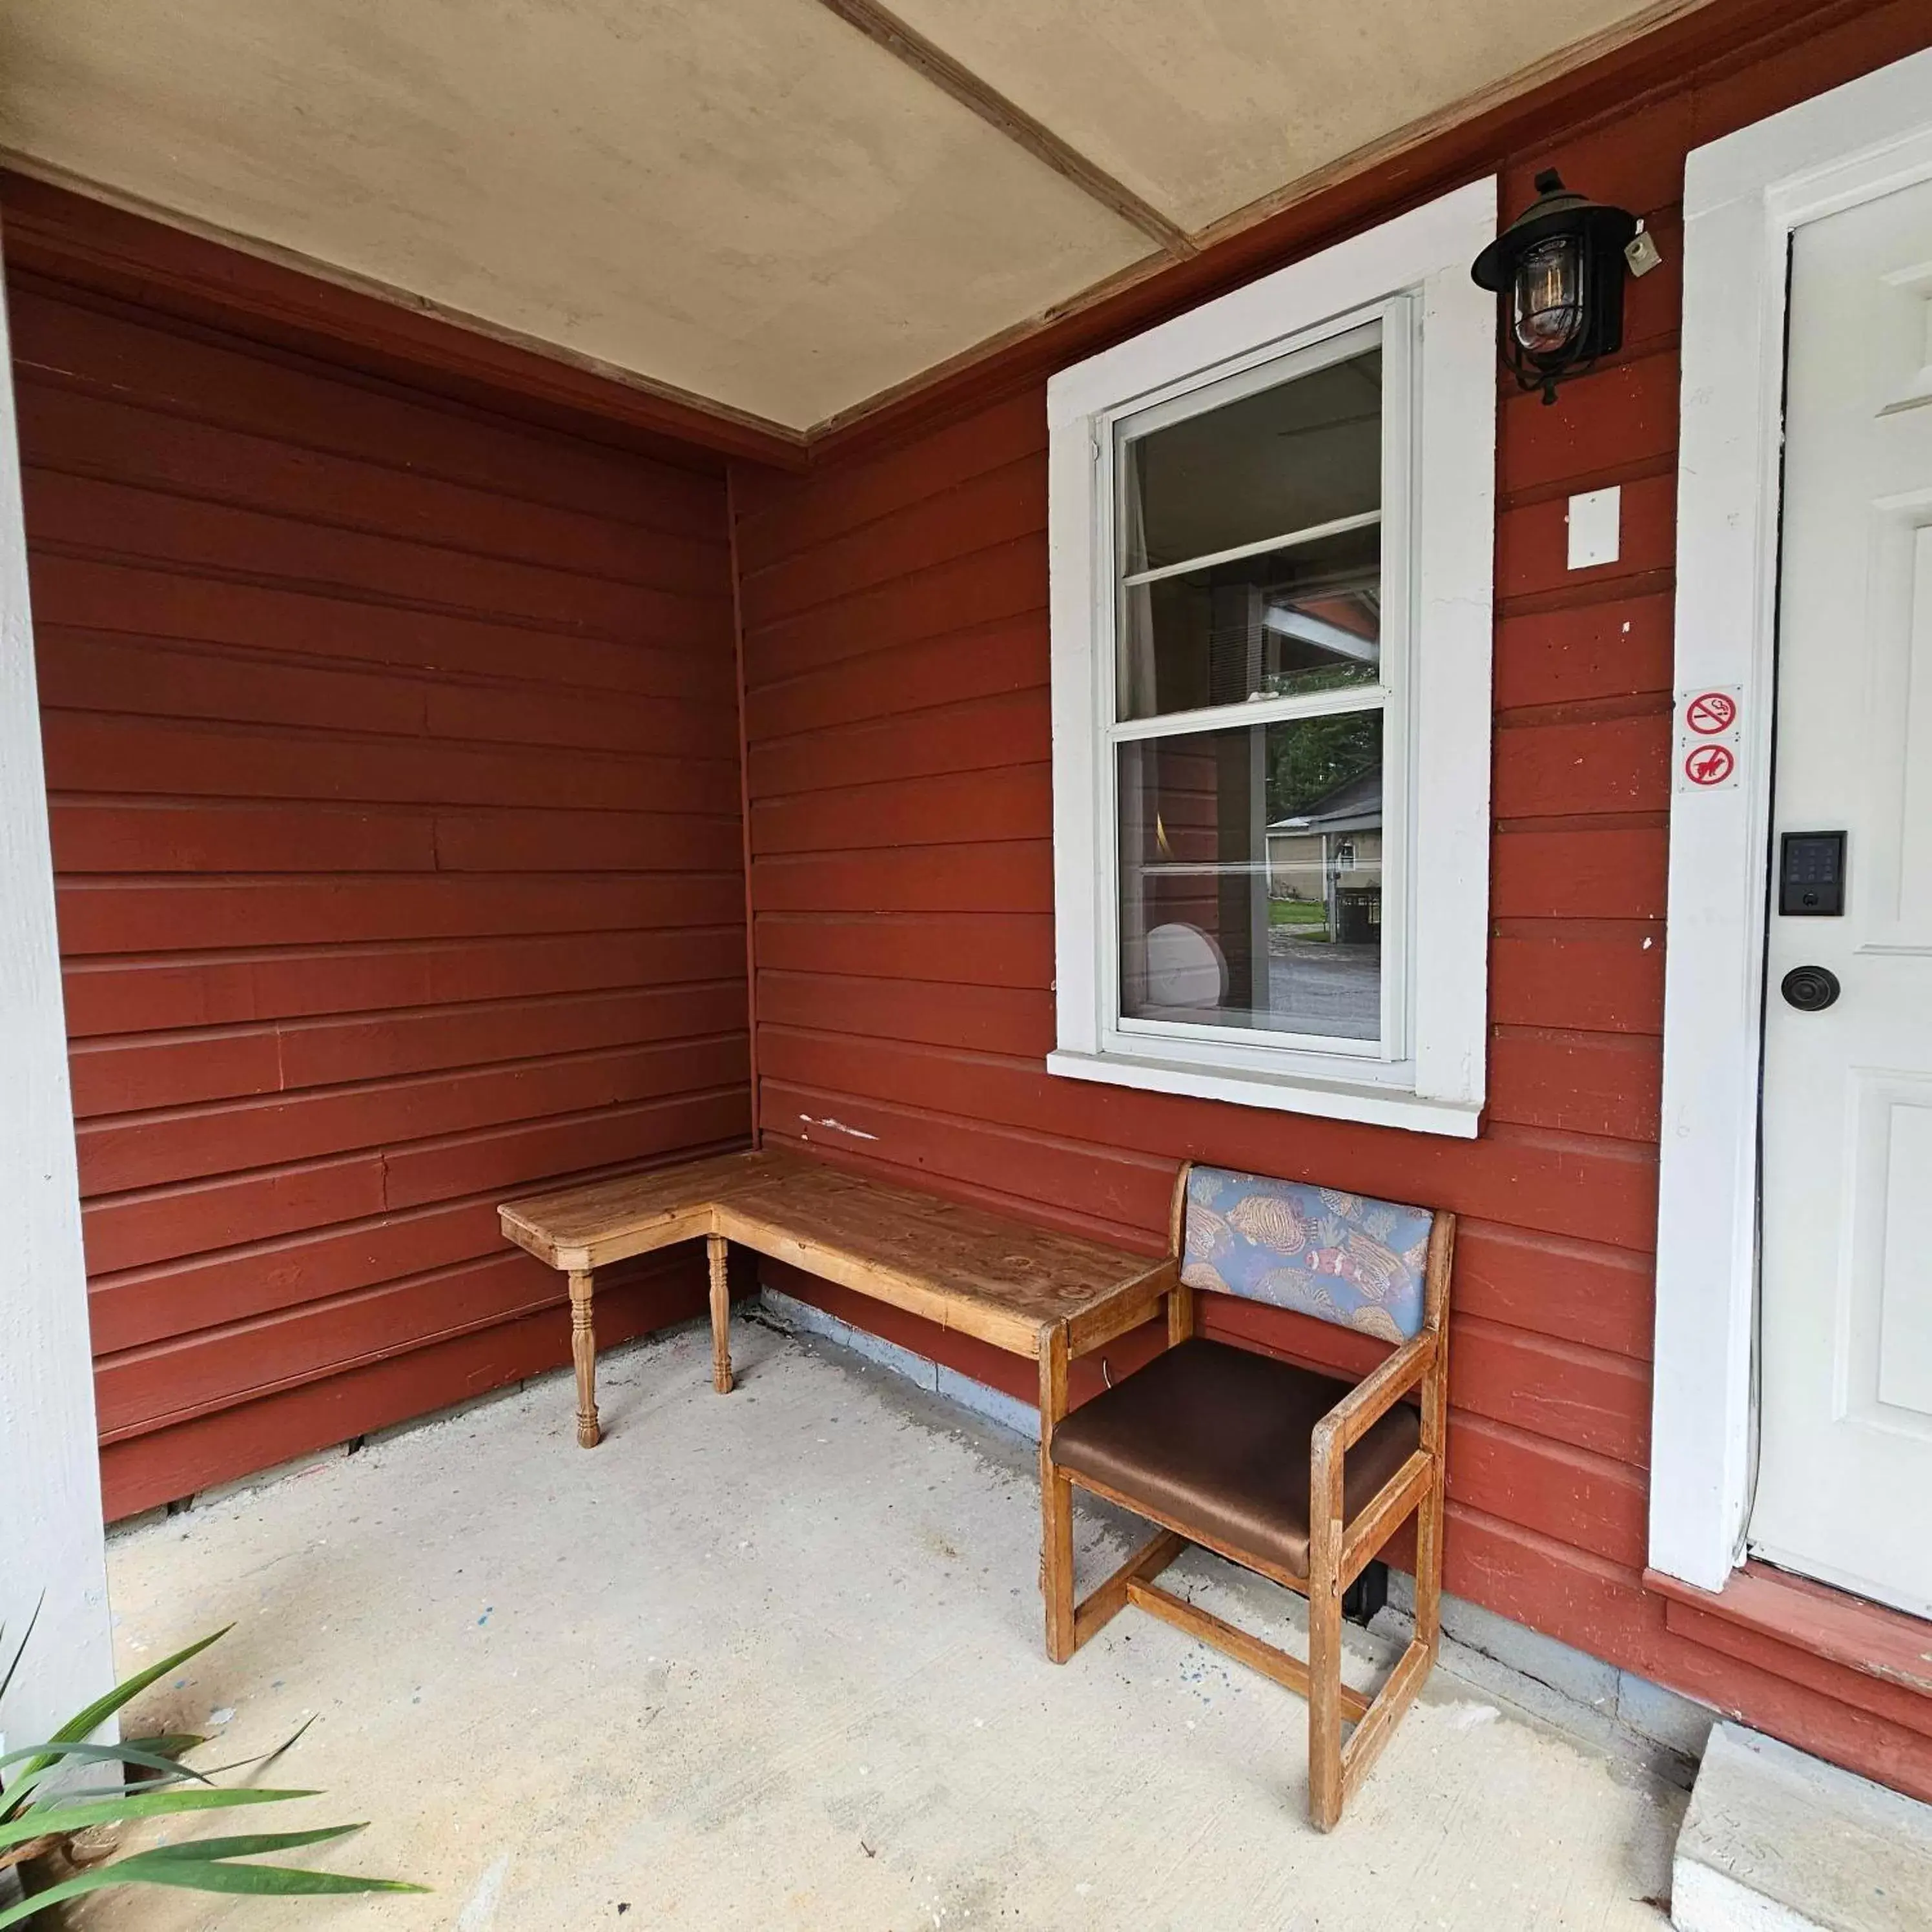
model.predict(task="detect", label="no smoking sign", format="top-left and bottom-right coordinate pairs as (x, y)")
top-left (1676, 684), bottom-right (1742, 791)
top-left (1685, 690), bottom-right (1736, 735)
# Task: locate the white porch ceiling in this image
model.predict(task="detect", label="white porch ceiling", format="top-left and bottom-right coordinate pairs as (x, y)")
top-left (0, 0), bottom-right (1676, 435)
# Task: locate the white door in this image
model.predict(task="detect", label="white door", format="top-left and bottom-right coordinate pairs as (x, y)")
top-left (1754, 172), bottom-right (1932, 1619)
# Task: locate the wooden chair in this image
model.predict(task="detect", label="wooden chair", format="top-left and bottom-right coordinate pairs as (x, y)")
top-left (1038, 1160), bottom-right (1455, 1831)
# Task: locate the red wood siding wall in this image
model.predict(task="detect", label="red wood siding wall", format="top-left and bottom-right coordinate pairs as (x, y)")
top-left (11, 271), bottom-right (749, 1519)
top-left (731, 4), bottom-right (1932, 1797)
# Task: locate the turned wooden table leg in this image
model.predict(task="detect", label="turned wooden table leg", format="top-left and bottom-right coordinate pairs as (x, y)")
top-left (569, 1268), bottom-right (601, 1448)
top-left (1038, 1324), bottom-right (1074, 1663)
top-left (708, 1231), bottom-right (734, 1393)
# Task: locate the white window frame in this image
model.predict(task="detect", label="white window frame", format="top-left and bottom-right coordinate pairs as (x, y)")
top-left (1650, 45), bottom-right (1932, 1594)
top-left (1046, 179), bottom-right (1498, 1138)
top-left (1103, 313), bottom-right (1411, 1068)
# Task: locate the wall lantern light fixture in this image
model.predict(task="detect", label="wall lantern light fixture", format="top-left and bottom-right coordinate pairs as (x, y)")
top-left (1471, 169), bottom-right (1658, 404)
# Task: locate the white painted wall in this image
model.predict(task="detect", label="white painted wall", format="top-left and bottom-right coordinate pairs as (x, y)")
top-left (0, 223), bottom-right (114, 1748)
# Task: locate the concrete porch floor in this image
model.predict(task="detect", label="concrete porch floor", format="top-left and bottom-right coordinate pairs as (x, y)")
top-left (79, 1316), bottom-right (1683, 1931)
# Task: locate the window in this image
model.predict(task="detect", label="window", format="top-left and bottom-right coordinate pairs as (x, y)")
top-left (1046, 181), bottom-right (1497, 1136)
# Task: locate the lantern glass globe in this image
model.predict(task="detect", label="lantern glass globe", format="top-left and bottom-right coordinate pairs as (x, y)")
top-left (1513, 236), bottom-right (1583, 355)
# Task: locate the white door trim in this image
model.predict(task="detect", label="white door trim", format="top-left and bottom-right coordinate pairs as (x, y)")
top-left (0, 221), bottom-right (115, 1742)
top-left (1652, 45), bottom-right (1932, 1592)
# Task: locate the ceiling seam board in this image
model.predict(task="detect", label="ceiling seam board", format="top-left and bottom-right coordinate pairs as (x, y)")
top-left (811, 0), bottom-right (1197, 258)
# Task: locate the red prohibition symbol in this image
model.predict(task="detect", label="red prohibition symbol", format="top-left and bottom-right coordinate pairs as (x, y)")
top-left (1685, 743), bottom-right (1736, 787)
top-left (1685, 690), bottom-right (1737, 735)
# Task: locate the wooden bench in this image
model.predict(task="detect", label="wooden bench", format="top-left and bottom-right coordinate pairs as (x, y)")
top-left (498, 1144), bottom-right (1176, 1460)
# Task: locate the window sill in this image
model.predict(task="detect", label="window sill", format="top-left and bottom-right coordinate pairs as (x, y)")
top-left (1045, 1048), bottom-right (1483, 1138)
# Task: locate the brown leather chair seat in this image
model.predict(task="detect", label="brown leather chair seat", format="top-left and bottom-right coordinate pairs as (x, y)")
top-left (1049, 1337), bottom-right (1421, 1579)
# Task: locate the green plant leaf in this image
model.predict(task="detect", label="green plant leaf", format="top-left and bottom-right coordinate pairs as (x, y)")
top-left (0, 1837), bottom-right (426, 1926)
top-left (0, 1740), bottom-right (218, 1818)
top-left (0, 1608), bottom-right (422, 1922)
top-left (249, 1712), bottom-right (316, 1776)
top-left (191, 1714), bottom-right (316, 1788)
top-left (135, 1824), bottom-right (364, 1861)
top-left (0, 1868), bottom-right (114, 1930)
top-left (0, 1740), bottom-right (215, 1783)
top-left (0, 1783), bottom-right (172, 1806)
top-left (0, 1853), bottom-right (422, 1929)
top-left (50, 1627), bottom-right (230, 1746)
top-left (112, 1849), bottom-right (429, 1896)
top-left (3, 1627), bottom-right (232, 1805)
top-left (30, 1721), bottom-right (309, 1800)
top-left (0, 1784), bottom-right (313, 1854)
top-left (127, 1732), bottom-right (205, 1765)
top-left (0, 1599), bottom-right (43, 1710)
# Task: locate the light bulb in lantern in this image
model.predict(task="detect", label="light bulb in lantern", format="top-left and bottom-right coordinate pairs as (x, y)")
top-left (1513, 236), bottom-right (1583, 355)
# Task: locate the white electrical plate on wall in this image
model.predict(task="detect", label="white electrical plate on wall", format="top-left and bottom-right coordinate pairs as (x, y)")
top-left (1567, 484), bottom-right (1622, 570)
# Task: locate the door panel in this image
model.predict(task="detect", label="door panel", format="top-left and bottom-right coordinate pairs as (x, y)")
top-left (1754, 172), bottom-right (1932, 1618)
top-left (1875, 1084), bottom-right (1932, 1417)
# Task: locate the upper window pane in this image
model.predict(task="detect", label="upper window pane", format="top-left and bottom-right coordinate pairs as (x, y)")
top-left (1115, 342), bottom-right (1384, 723)
top-left (1119, 341), bottom-right (1382, 576)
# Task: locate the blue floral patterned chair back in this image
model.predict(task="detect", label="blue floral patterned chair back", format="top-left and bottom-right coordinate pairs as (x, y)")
top-left (1178, 1164), bottom-right (1434, 1344)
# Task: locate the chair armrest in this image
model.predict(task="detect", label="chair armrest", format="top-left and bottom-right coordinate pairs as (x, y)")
top-left (1315, 1331), bottom-right (1436, 1457)
top-left (1309, 1330), bottom-right (1439, 1608)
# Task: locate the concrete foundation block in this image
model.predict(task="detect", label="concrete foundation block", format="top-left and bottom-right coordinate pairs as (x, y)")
top-left (936, 1362), bottom-right (1040, 1441)
top-left (759, 1286), bottom-right (938, 1393)
top-left (1672, 1723), bottom-right (1932, 1932)
top-left (1424, 1576), bottom-right (1623, 1712)
top-left (1619, 1667), bottom-right (1718, 1761)
top-left (189, 1443), bottom-right (351, 1510)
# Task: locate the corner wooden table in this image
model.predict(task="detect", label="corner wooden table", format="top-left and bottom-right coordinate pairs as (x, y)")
top-left (498, 1145), bottom-right (1177, 1446)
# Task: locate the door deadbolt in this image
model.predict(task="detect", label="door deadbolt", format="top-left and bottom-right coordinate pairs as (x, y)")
top-left (1780, 965), bottom-right (1840, 1012)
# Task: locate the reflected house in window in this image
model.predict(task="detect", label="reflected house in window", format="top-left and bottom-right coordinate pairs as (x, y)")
top-left (1119, 706), bottom-right (1384, 1043)
top-left (1266, 764), bottom-right (1384, 947)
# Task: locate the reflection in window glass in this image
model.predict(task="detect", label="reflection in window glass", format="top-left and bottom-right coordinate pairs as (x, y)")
top-left (1118, 714), bottom-right (1383, 1043)
top-left (1121, 346), bottom-right (1383, 576)
top-left (1117, 523), bottom-right (1381, 720)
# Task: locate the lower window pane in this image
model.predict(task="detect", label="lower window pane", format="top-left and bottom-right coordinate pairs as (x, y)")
top-left (1117, 712), bottom-right (1384, 1043)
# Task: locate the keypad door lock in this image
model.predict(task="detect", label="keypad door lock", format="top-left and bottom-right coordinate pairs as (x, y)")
top-left (1780, 965), bottom-right (1840, 1012)
top-left (1779, 831), bottom-right (1845, 916)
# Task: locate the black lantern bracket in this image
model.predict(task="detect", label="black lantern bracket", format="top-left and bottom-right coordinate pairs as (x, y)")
top-left (1471, 170), bottom-right (1659, 405)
